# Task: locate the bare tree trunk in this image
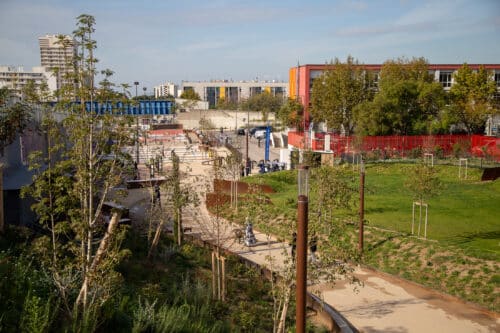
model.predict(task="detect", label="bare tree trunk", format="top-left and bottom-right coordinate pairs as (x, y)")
top-left (276, 285), bottom-right (292, 333)
top-left (221, 256), bottom-right (226, 301)
top-left (216, 249), bottom-right (221, 300)
top-left (148, 212), bottom-right (165, 260)
top-left (0, 168), bottom-right (3, 234)
top-left (177, 207), bottom-right (182, 246)
top-left (76, 212), bottom-right (121, 307)
top-left (212, 252), bottom-right (216, 299)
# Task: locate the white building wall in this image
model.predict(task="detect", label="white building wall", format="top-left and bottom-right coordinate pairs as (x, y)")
top-left (179, 80), bottom-right (289, 107)
top-left (0, 66), bottom-right (55, 97)
top-left (154, 82), bottom-right (178, 98)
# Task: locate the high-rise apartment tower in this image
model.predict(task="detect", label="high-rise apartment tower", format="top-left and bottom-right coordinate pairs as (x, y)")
top-left (38, 34), bottom-right (76, 89)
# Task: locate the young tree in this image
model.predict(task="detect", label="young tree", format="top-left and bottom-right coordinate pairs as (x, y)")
top-left (0, 87), bottom-right (32, 154)
top-left (22, 14), bottom-right (134, 330)
top-left (277, 98), bottom-right (304, 130)
top-left (215, 97), bottom-right (238, 110)
top-left (240, 91), bottom-right (283, 121)
top-left (180, 89), bottom-right (201, 101)
top-left (307, 165), bottom-right (361, 262)
top-left (448, 63), bottom-right (498, 134)
top-left (310, 56), bottom-right (374, 135)
top-left (404, 163), bottom-right (443, 238)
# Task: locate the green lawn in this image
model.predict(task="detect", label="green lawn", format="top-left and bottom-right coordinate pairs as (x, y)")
top-left (244, 162), bottom-right (500, 260)
top-left (364, 163), bottom-right (500, 259)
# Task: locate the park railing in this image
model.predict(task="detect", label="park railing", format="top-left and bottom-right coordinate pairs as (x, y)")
top-left (288, 132), bottom-right (500, 161)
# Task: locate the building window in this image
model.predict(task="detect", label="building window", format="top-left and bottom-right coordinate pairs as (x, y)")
top-left (370, 71), bottom-right (379, 88)
top-left (439, 71), bottom-right (453, 88)
top-left (495, 72), bottom-right (500, 88)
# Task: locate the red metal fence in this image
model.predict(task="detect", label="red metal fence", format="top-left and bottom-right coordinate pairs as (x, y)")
top-left (288, 132), bottom-right (500, 161)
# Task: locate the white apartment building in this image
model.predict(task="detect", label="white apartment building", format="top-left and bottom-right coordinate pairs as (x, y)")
top-left (0, 66), bottom-right (56, 97)
top-left (180, 80), bottom-right (288, 108)
top-left (38, 34), bottom-right (76, 89)
top-left (154, 82), bottom-right (178, 98)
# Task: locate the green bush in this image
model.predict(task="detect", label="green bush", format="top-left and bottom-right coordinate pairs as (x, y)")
top-left (452, 140), bottom-right (471, 158)
top-left (409, 147), bottom-right (422, 159)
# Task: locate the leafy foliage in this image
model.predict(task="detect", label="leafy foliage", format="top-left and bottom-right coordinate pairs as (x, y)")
top-left (215, 97), bottom-right (238, 110)
top-left (404, 163), bottom-right (443, 203)
top-left (240, 91), bottom-right (283, 121)
top-left (277, 98), bottom-right (304, 129)
top-left (180, 89), bottom-right (201, 100)
top-left (447, 63), bottom-right (498, 134)
top-left (354, 57), bottom-right (446, 135)
top-left (310, 56), bottom-right (374, 135)
top-left (0, 87), bottom-right (32, 152)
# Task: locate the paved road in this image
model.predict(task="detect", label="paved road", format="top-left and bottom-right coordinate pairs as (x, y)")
top-left (226, 132), bottom-right (284, 171)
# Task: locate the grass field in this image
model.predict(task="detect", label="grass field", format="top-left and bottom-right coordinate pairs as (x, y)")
top-left (245, 162), bottom-right (500, 260)
top-left (364, 163), bottom-right (500, 260)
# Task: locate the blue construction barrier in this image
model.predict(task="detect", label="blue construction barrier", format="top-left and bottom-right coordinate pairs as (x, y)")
top-left (49, 100), bottom-right (174, 115)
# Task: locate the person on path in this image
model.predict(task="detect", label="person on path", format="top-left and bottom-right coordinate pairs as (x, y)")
top-left (309, 233), bottom-right (318, 263)
top-left (153, 184), bottom-right (161, 208)
top-left (291, 232), bottom-right (297, 263)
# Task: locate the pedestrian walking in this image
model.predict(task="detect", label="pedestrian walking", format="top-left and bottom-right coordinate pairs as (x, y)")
top-left (291, 232), bottom-right (297, 263)
top-left (309, 233), bottom-right (318, 263)
top-left (153, 184), bottom-right (161, 207)
top-left (245, 158), bottom-right (251, 176)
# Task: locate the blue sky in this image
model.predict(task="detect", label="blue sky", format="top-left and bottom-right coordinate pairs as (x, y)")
top-left (1, 0), bottom-right (499, 91)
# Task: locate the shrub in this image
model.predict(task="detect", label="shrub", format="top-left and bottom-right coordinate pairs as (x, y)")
top-left (452, 140), bottom-right (471, 158)
top-left (409, 147), bottom-right (422, 159)
top-left (433, 145), bottom-right (444, 159)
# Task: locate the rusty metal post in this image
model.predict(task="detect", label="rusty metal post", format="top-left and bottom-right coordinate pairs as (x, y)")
top-left (296, 194), bottom-right (308, 333)
top-left (245, 110), bottom-right (249, 175)
top-left (359, 165), bottom-right (365, 253)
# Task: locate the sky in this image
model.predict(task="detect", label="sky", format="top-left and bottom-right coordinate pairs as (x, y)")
top-left (1, 0), bottom-right (499, 92)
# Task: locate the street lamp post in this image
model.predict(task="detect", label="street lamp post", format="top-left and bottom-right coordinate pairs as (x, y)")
top-left (143, 86), bottom-right (148, 146)
top-left (296, 165), bottom-right (309, 333)
top-left (134, 81), bottom-right (140, 166)
top-left (245, 109), bottom-right (250, 175)
top-left (359, 160), bottom-right (365, 253)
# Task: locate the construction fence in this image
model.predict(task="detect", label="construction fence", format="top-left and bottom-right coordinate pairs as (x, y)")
top-left (287, 132), bottom-right (500, 161)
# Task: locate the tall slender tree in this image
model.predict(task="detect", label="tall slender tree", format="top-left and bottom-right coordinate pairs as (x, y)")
top-left (22, 14), bottom-right (134, 330)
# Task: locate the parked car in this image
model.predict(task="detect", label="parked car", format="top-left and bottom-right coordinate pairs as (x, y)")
top-left (237, 127), bottom-right (246, 135)
top-left (249, 126), bottom-right (272, 137)
top-left (254, 129), bottom-right (267, 139)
